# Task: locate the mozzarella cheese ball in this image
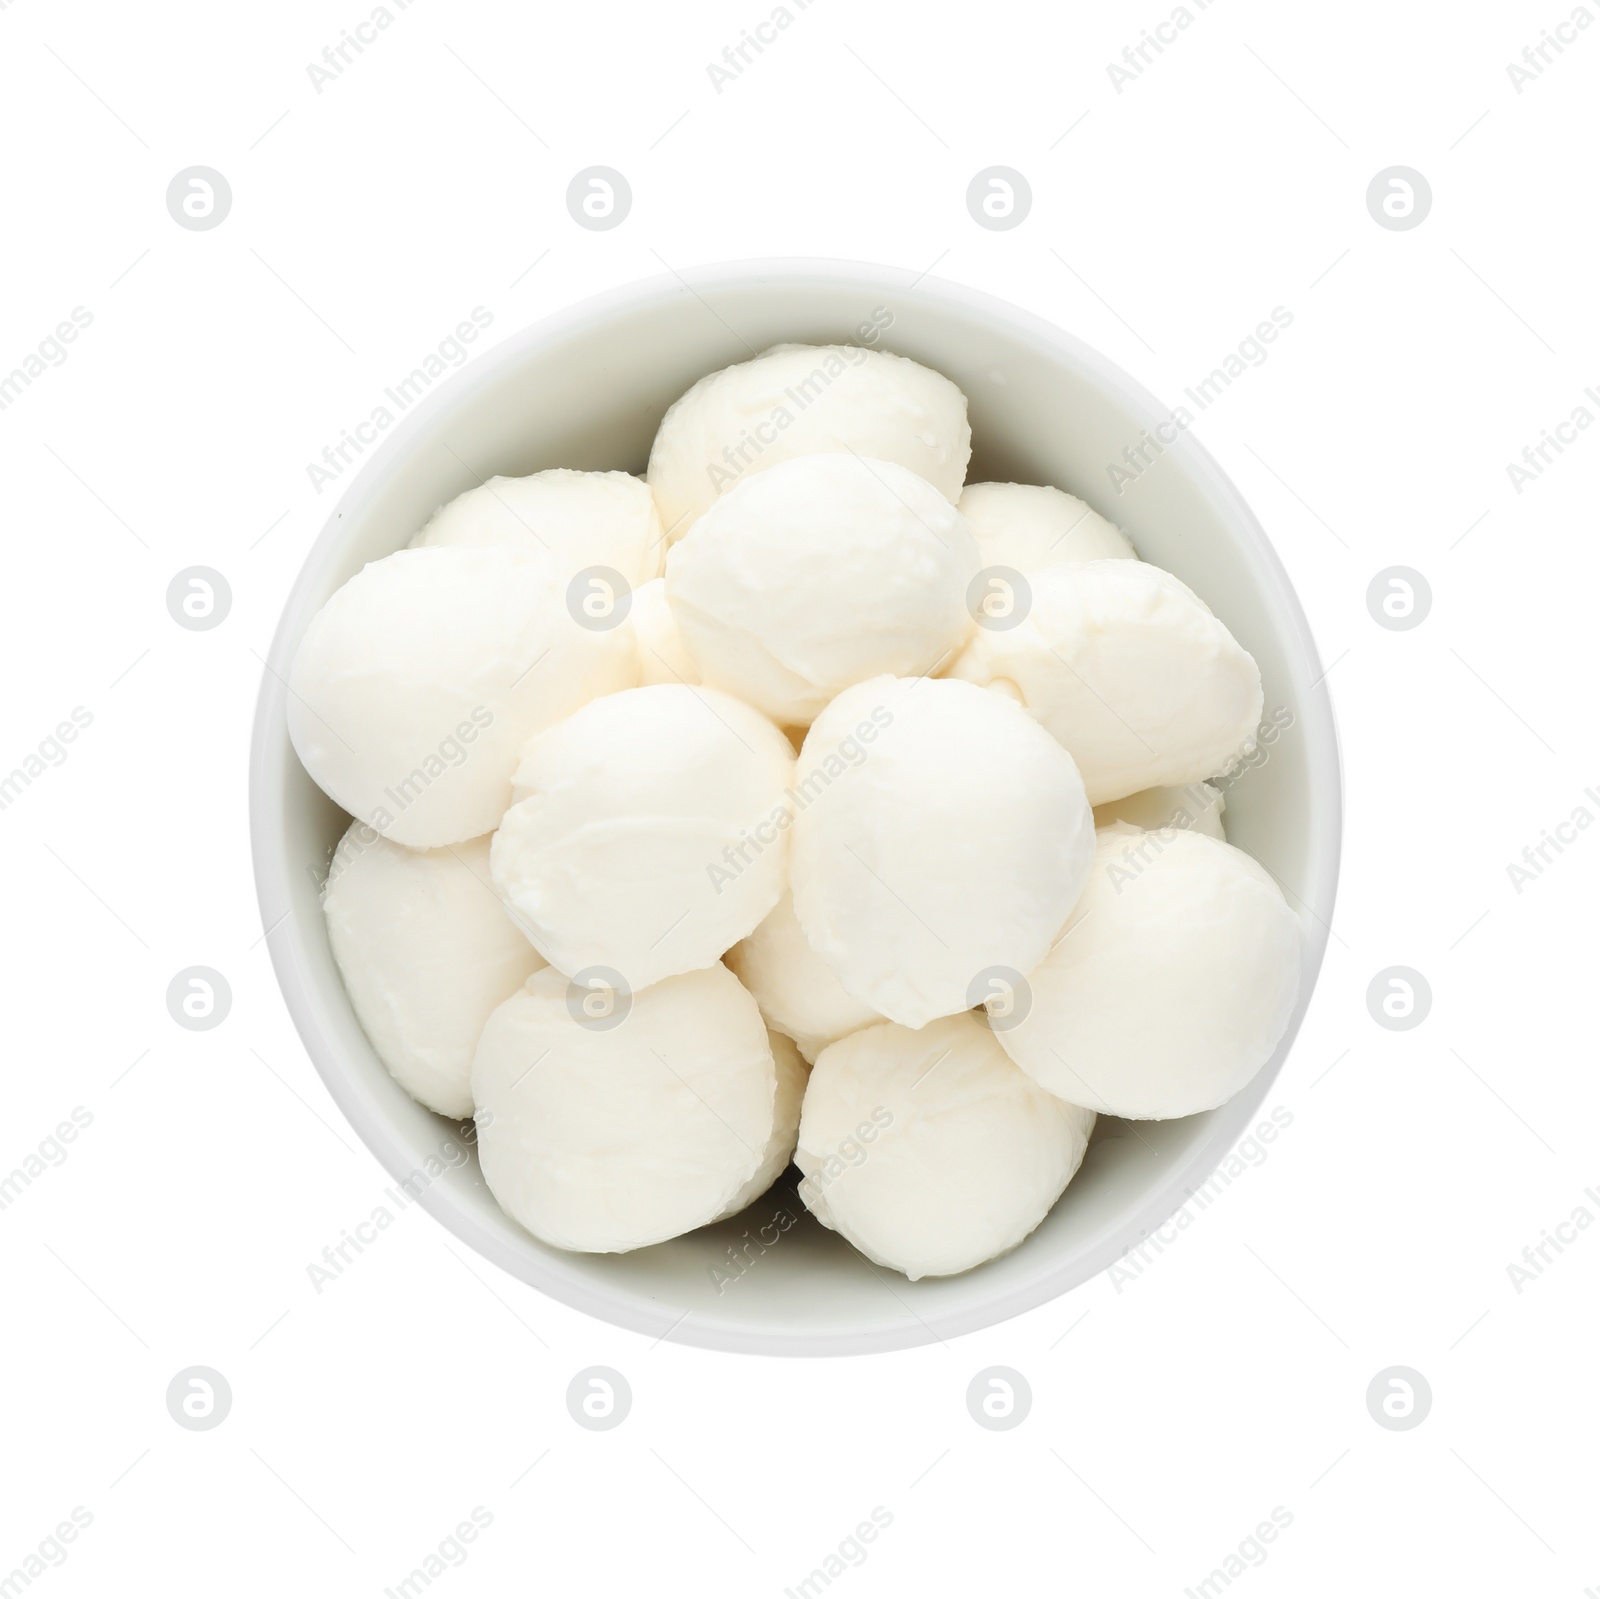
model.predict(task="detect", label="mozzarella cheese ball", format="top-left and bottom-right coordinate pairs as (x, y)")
top-left (471, 964), bottom-right (778, 1252)
top-left (958, 482), bottom-right (1137, 572)
top-left (1095, 781), bottom-right (1226, 840)
top-left (724, 890), bottom-right (882, 1062)
top-left (629, 577), bottom-right (700, 687)
top-left (949, 559), bottom-right (1263, 805)
top-left (490, 684), bottom-right (795, 989)
top-left (795, 1012), bottom-right (1095, 1280)
top-left (999, 826), bottom-right (1302, 1118)
top-left (790, 676), bottom-right (1095, 1028)
top-left (322, 827), bottom-right (543, 1116)
top-left (410, 468), bottom-right (663, 586)
top-left (288, 546), bottom-right (636, 847)
top-left (648, 343), bottom-right (971, 539)
top-left (665, 454), bottom-right (981, 724)
top-left (716, 1029), bottom-right (809, 1219)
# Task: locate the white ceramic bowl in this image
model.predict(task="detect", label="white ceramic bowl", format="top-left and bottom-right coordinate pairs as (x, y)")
top-left (250, 259), bottom-right (1341, 1356)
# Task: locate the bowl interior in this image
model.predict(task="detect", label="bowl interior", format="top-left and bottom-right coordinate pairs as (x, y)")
top-left (251, 261), bottom-right (1340, 1355)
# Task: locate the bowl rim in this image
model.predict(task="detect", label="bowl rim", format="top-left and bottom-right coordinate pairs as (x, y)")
top-left (249, 255), bottom-right (1344, 1357)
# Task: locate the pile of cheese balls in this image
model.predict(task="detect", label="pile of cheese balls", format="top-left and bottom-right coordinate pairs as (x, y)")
top-left (291, 341), bottom-right (1303, 1282)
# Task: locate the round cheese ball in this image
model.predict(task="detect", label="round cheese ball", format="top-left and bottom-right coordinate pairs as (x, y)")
top-left (795, 1012), bottom-right (1095, 1280)
top-left (471, 963), bottom-right (779, 1252)
top-left (716, 1029), bottom-right (809, 1219)
top-left (789, 675), bottom-right (1095, 1029)
top-left (410, 468), bottom-right (663, 586)
top-left (287, 546), bottom-right (636, 847)
top-left (958, 482), bottom-right (1137, 572)
top-left (999, 825), bottom-right (1303, 1118)
top-left (949, 559), bottom-right (1263, 805)
top-left (648, 342), bottom-right (971, 539)
top-left (724, 890), bottom-right (882, 1063)
top-left (1095, 781), bottom-right (1226, 840)
top-left (629, 577), bottom-right (700, 687)
top-left (322, 826), bottom-right (544, 1117)
top-left (665, 454), bottom-right (981, 725)
top-left (490, 684), bottom-right (795, 989)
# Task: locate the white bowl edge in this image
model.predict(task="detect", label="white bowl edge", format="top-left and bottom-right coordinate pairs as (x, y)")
top-left (248, 257), bottom-right (1343, 1357)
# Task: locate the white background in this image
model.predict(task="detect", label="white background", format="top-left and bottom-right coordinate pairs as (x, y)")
top-left (2, 0), bottom-right (1597, 1593)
